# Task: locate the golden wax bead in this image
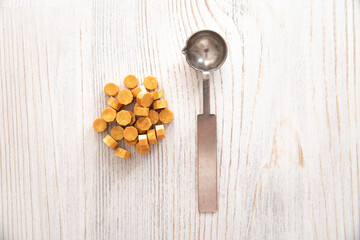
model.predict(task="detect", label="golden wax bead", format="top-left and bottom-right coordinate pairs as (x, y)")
top-left (123, 126), bottom-right (138, 141)
top-left (125, 138), bottom-right (138, 145)
top-left (135, 117), bottom-right (152, 131)
top-left (116, 110), bottom-right (132, 126)
top-left (153, 99), bottom-right (168, 110)
top-left (136, 92), bottom-right (153, 107)
top-left (134, 122), bottom-right (147, 134)
top-left (93, 118), bottom-right (108, 132)
top-left (155, 125), bottom-right (165, 139)
top-left (104, 83), bottom-right (119, 97)
top-left (134, 107), bottom-right (149, 117)
top-left (147, 129), bottom-right (157, 144)
top-left (136, 142), bottom-right (150, 155)
top-left (143, 76), bottom-right (158, 90)
top-left (138, 134), bottom-right (149, 150)
top-left (151, 89), bottom-right (163, 100)
top-left (107, 97), bottom-right (122, 111)
top-left (117, 89), bottom-right (133, 105)
top-left (115, 147), bottom-right (131, 160)
top-left (103, 135), bottom-right (118, 150)
top-left (149, 110), bottom-right (159, 124)
top-left (110, 126), bottom-right (124, 140)
top-left (102, 107), bottom-right (117, 122)
top-left (124, 75), bottom-right (138, 89)
top-left (159, 109), bottom-right (174, 124)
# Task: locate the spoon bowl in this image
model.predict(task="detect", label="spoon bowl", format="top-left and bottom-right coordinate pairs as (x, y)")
top-left (182, 30), bottom-right (227, 72)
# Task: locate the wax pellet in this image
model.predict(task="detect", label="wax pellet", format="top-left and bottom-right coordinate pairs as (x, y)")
top-left (136, 142), bottom-right (150, 155)
top-left (107, 97), bottom-right (122, 111)
top-left (155, 125), bottom-right (165, 139)
top-left (135, 117), bottom-right (152, 131)
top-left (134, 125), bottom-right (147, 134)
top-left (110, 126), bottom-right (124, 140)
top-left (131, 85), bottom-right (147, 98)
top-left (138, 134), bottom-right (149, 149)
top-left (134, 107), bottom-right (149, 117)
top-left (117, 89), bottom-right (133, 105)
top-left (149, 110), bottom-right (159, 124)
top-left (124, 75), bottom-right (139, 89)
top-left (123, 126), bottom-right (138, 141)
top-left (125, 138), bottom-right (138, 145)
top-left (129, 111), bottom-right (136, 125)
top-left (104, 83), bottom-right (119, 97)
top-left (115, 147), bottom-right (131, 160)
top-left (139, 130), bottom-right (147, 134)
top-left (147, 129), bottom-right (157, 144)
top-left (144, 76), bottom-right (158, 90)
top-left (116, 110), bottom-right (132, 126)
top-left (136, 92), bottom-right (153, 107)
top-left (151, 89), bottom-right (163, 100)
top-left (103, 135), bottom-right (118, 150)
top-left (102, 107), bottom-right (117, 122)
top-left (153, 100), bottom-right (168, 110)
top-left (93, 118), bottom-right (108, 132)
top-left (159, 109), bottom-right (174, 123)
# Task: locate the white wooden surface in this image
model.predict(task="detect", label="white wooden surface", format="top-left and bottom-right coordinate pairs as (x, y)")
top-left (0, 0), bottom-right (359, 239)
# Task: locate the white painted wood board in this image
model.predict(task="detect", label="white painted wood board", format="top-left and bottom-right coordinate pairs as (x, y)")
top-left (0, 0), bottom-right (359, 239)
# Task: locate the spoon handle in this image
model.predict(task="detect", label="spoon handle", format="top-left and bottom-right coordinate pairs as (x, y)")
top-left (202, 72), bottom-right (210, 115)
top-left (197, 114), bottom-right (217, 212)
top-left (198, 71), bottom-right (217, 212)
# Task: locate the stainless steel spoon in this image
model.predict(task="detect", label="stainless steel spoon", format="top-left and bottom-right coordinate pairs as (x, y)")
top-left (182, 30), bottom-right (227, 212)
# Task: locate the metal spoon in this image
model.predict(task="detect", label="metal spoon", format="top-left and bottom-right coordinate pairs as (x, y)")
top-left (182, 30), bottom-right (227, 212)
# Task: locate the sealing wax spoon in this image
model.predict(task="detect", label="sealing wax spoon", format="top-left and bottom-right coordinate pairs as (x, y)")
top-left (182, 30), bottom-right (227, 212)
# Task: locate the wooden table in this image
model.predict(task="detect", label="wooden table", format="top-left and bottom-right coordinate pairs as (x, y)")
top-left (1, 0), bottom-right (359, 239)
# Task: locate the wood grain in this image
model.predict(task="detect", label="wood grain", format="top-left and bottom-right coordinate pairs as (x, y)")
top-left (0, 0), bottom-right (359, 239)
